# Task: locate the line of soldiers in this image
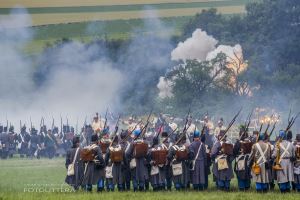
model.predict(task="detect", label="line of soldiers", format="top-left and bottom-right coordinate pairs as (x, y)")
top-left (0, 123), bottom-right (77, 159)
top-left (64, 113), bottom-right (300, 193)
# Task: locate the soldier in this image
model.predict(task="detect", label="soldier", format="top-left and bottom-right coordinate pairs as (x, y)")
top-left (144, 130), bottom-right (156, 191)
top-left (38, 125), bottom-right (47, 157)
top-left (185, 116), bottom-right (196, 143)
top-left (233, 126), bottom-right (252, 191)
top-left (293, 134), bottom-right (300, 192)
top-left (92, 113), bottom-right (105, 134)
top-left (211, 130), bottom-right (235, 191)
top-left (287, 131), bottom-right (293, 142)
top-left (8, 126), bottom-right (17, 158)
top-left (80, 127), bottom-right (88, 147)
top-left (65, 136), bottom-right (84, 190)
top-left (103, 134), bottom-right (114, 192)
top-left (63, 125), bottom-right (73, 151)
top-left (119, 130), bottom-right (131, 191)
top-left (250, 130), bottom-right (259, 143)
top-left (44, 130), bottom-right (56, 159)
top-left (202, 117), bottom-right (216, 151)
top-left (189, 130), bottom-right (207, 190)
top-left (154, 113), bottom-right (166, 133)
top-left (53, 126), bottom-right (65, 157)
top-left (125, 130), bottom-right (149, 191)
top-left (159, 131), bottom-right (173, 190)
top-left (105, 136), bottom-right (125, 191)
top-left (167, 134), bottom-right (191, 190)
top-left (149, 133), bottom-right (169, 191)
top-left (168, 118), bottom-right (178, 145)
top-left (29, 128), bottom-right (41, 159)
top-left (272, 130), bottom-right (295, 193)
top-left (17, 125), bottom-right (30, 158)
top-left (82, 134), bottom-right (105, 192)
top-left (0, 126), bottom-right (9, 159)
top-left (264, 132), bottom-right (276, 190)
top-left (0, 125), bottom-right (3, 158)
top-left (248, 132), bottom-right (272, 192)
top-left (214, 118), bottom-right (225, 136)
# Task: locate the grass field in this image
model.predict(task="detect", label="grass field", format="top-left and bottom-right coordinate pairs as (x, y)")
top-left (0, 0), bottom-right (249, 26)
top-left (0, 0), bottom-right (229, 8)
top-left (0, 157), bottom-right (299, 200)
top-left (0, 0), bottom-right (246, 8)
top-left (0, 0), bottom-right (251, 54)
top-left (22, 16), bottom-right (191, 54)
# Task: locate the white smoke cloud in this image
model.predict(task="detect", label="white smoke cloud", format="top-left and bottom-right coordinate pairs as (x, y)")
top-left (0, 8), bottom-right (176, 128)
top-left (206, 44), bottom-right (243, 61)
top-left (0, 9), bottom-right (124, 127)
top-left (158, 28), bottom-right (248, 99)
top-left (171, 28), bottom-right (218, 61)
top-left (157, 77), bottom-right (174, 99)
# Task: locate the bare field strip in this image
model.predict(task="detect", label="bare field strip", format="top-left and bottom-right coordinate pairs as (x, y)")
top-left (0, 6), bottom-right (245, 26)
top-left (0, 0), bottom-right (247, 14)
top-left (0, 0), bottom-right (228, 8)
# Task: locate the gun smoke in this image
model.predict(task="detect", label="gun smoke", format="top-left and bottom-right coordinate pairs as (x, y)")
top-left (0, 8), bottom-right (174, 128)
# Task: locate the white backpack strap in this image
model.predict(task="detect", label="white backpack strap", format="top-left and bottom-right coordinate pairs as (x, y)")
top-left (173, 145), bottom-right (178, 151)
top-left (72, 148), bottom-right (80, 165)
top-left (279, 142), bottom-right (291, 162)
top-left (256, 143), bottom-right (267, 164)
top-left (125, 141), bottom-right (131, 154)
top-left (195, 143), bottom-right (202, 160)
top-left (20, 133), bottom-right (25, 143)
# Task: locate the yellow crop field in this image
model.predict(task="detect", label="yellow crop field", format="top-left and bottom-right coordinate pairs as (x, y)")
top-left (0, 0), bottom-right (226, 8)
top-left (0, 6), bottom-right (245, 26)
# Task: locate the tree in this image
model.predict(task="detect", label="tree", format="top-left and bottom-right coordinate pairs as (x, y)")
top-left (165, 53), bottom-right (233, 105)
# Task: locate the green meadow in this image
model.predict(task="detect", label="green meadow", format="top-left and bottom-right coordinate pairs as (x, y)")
top-left (0, 157), bottom-right (299, 200)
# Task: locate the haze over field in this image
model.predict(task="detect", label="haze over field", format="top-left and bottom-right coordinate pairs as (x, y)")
top-left (0, 8), bottom-right (174, 126)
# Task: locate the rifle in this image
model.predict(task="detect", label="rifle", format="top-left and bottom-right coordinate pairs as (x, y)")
top-left (51, 117), bottom-right (54, 130)
top-left (76, 118), bottom-right (78, 135)
top-left (84, 116), bottom-right (87, 126)
top-left (60, 116), bottom-right (63, 136)
top-left (182, 107), bottom-right (191, 133)
top-left (286, 112), bottom-right (300, 131)
top-left (239, 109), bottom-right (253, 140)
top-left (264, 114), bottom-right (274, 135)
top-left (30, 117), bottom-right (33, 131)
top-left (162, 126), bottom-right (178, 144)
top-left (269, 115), bottom-right (280, 138)
top-left (174, 108), bottom-right (193, 145)
top-left (40, 117), bottom-right (44, 129)
top-left (6, 119), bottom-right (8, 133)
top-left (109, 115), bottom-right (121, 147)
top-left (114, 115), bottom-right (121, 135)
top-left (220, 107), bottom-right (242, 141)
top-left (136, 109), bottom-right (153, 140)
top-left (259, 123), bottom-right (263, 132)
top-left (103, 108), bottom-right (109, 131)
top-left (287, 108), bottom-right (292, 123)
top-left (19, 120), bottom-right (22, 133)
top-left (151, 121), bottom-right (165, 148)
top-left (121, 121), bottom-right (142, 142)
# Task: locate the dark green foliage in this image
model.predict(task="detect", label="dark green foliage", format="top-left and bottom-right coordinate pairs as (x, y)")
top-left (171, 0), bottom-right (300, 115)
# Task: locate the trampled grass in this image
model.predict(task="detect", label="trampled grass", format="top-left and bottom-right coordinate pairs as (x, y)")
top-left (0, 157), bottom-right (299, 200)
